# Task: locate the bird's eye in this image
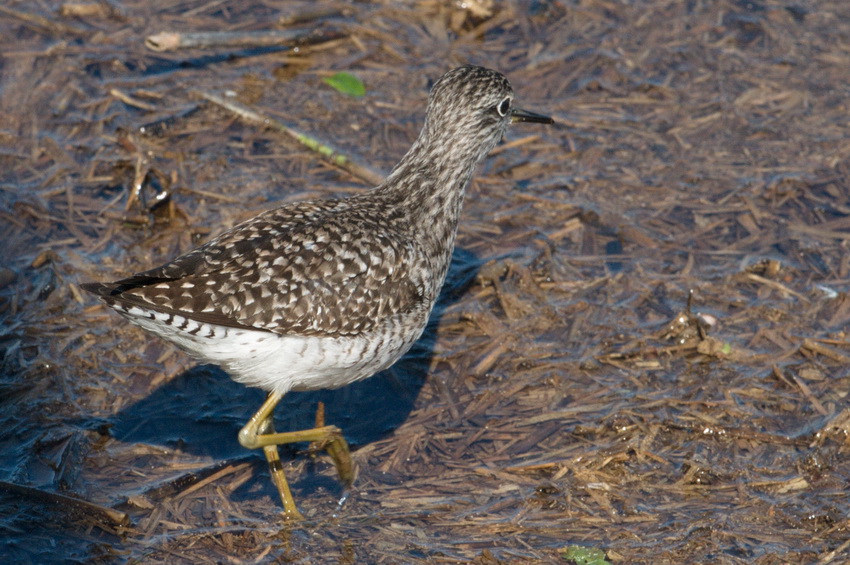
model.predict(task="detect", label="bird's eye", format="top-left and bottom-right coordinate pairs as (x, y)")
top-left (496, 97), bottom-right (511, 117)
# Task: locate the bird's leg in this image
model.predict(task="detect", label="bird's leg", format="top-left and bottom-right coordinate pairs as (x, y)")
top-left (238, 391), bottom-right (356, 518)
top-left (256, 416), bottom-right (303, 520)
top-left (307, 401), bottom-right (356, 484)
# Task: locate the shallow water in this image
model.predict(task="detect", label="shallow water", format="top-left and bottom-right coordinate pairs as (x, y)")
top-left (2, 1), bottom-right (850, 563)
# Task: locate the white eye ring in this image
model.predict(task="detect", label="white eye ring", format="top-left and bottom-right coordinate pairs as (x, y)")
top-left (496, 97), bottom-right (511, 117)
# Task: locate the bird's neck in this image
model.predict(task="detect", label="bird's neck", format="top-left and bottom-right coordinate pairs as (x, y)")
top-left (381, 130), bottom-right (480, 222)
top-left (374, 129), bottom-right (483, 291)
top-left (383, 132), bottom-right (477, 234)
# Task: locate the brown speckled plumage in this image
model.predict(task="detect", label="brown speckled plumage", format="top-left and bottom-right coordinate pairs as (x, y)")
top-left (87, 199), bottom-right (425, 337)
top-left (83, 66), bottom-right (551, 394)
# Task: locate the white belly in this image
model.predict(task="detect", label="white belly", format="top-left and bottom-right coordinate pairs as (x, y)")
top-left (118, 304), bottom-right (427, 395)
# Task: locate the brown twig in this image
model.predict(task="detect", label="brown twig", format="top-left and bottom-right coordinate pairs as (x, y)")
top-left (145, 28), bottom-right (345, 52)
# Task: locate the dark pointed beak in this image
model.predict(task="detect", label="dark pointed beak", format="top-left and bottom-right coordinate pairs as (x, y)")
top-left (511, 107), bottom-right (553, 124)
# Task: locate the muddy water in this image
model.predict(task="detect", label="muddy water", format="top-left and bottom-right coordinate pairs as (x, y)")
top-left (2, 1), bottom-right (850, 563)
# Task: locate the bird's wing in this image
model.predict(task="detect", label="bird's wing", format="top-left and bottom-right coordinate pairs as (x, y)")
top-left (83, 200), bottom-right (427, 336)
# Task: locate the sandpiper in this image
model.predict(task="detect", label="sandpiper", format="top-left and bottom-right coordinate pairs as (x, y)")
top-left (83, 65), bottom-right (552, 519)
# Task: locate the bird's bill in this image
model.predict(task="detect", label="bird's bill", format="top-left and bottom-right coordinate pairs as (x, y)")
top-left (511, 107), bottom-right (553, 124)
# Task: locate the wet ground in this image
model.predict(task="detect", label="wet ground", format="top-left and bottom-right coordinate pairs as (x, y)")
top-left (2, 0), bottom-right (850, 563)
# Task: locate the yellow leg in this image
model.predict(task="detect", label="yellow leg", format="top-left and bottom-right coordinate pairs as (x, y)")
top-left (238, 391), bottom-right (356, 519)
top-left (257, 417), bottom-right (303, 520)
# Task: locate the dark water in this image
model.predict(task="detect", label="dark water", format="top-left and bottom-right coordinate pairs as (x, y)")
top-left (3, 1), bottom-right (850, 563)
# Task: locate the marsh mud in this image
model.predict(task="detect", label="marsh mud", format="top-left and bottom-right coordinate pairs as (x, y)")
top-left (2, 1), bottom-right (850, 563)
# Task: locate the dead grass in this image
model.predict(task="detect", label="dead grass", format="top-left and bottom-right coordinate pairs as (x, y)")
top-left (3, 0), bottom-right (850, 563)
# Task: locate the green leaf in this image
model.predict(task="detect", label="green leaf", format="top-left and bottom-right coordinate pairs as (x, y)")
top-left (561, 545), bottom-right (611, 565)
top-left (322, 72), bottom-right (366, 97)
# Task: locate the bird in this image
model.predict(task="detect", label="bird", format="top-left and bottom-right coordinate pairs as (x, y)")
top-left (82, 65), bottom-right (552, 519)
